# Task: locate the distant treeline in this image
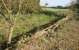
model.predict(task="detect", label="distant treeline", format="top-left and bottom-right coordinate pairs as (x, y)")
top-left (50, 6), bottom-right (68, 9)
top-left (42, 6), bottom-right (69, 9)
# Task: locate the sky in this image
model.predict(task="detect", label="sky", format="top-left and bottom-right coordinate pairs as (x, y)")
top-left (40, 0), bottom-right (72, 7)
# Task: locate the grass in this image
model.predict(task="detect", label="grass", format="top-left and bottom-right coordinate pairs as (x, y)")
top-left (42, 7), bottom-right (69, 12)
top-left (42, 7), bottom-right (69, 16)
top-left (0, 8), bottom-right (68, 42)
top-left (13, 14), bottom-right (57, 36)
top-left (22, 18), bottom-right (79, 50)
top-left (11, 16), bottom-right (79, 50)
top-left (0, 13), bottom-right (58, 42)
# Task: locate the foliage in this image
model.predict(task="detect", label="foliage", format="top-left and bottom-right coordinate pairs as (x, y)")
top-left (0, 0), bottom-right (41, 14)
top-left (69, 0), bottom-right (79, 13)
top-left (0, 0), bottom-right (41, 43)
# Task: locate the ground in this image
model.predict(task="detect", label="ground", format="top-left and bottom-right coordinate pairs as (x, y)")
top-left (0, 8), bottom-right (79, 50)
top-left (15, 16), bottom-right (79, 50)
top-left (0, 8), bottom-right (67, 42)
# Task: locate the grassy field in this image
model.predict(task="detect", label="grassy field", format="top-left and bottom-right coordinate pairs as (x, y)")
top-left (42, 8), bottom-right (68, 12)
top-left (42, 8), bottom-right (69, 16)
top-left (0, 8), bottom-right (68, 42)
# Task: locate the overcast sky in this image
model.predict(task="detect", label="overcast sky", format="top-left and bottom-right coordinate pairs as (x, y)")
top-left (40, 0), bottom-right (72, 7)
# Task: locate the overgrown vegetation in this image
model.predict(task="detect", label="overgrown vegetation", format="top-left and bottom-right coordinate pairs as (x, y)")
top-left (0, 0), bottom-right (41, 43)
top-left (0, 0), bottom-right (79, 50)
top-left (0, 8), bottom-right (66, 43)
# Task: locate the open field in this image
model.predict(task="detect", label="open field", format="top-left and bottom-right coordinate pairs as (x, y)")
top-left (42, 8), bottom-right (69, 12)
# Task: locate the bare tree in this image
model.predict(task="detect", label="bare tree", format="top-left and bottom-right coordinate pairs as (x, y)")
top-left (1, 0), bottom-right (16, 44)
top-left (0, 0), bottom-right (41, 44)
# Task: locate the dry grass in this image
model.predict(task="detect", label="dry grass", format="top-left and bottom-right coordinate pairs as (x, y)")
top-left (22, 18), bottom-right (79, 50)
top-left (9, 16), bottom-right (79, 50)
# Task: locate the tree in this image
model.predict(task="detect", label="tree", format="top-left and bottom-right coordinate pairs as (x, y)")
top-left (0, 0), bottom-right (41, 44)
top-left (70, 0), bottom-right (79, 13)
top-left (45, 3), bottom-right (48, 6)
top-left (56, 6), bottom-right (63, 8)
top-left (1, 0), bottom-right (17, 44)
